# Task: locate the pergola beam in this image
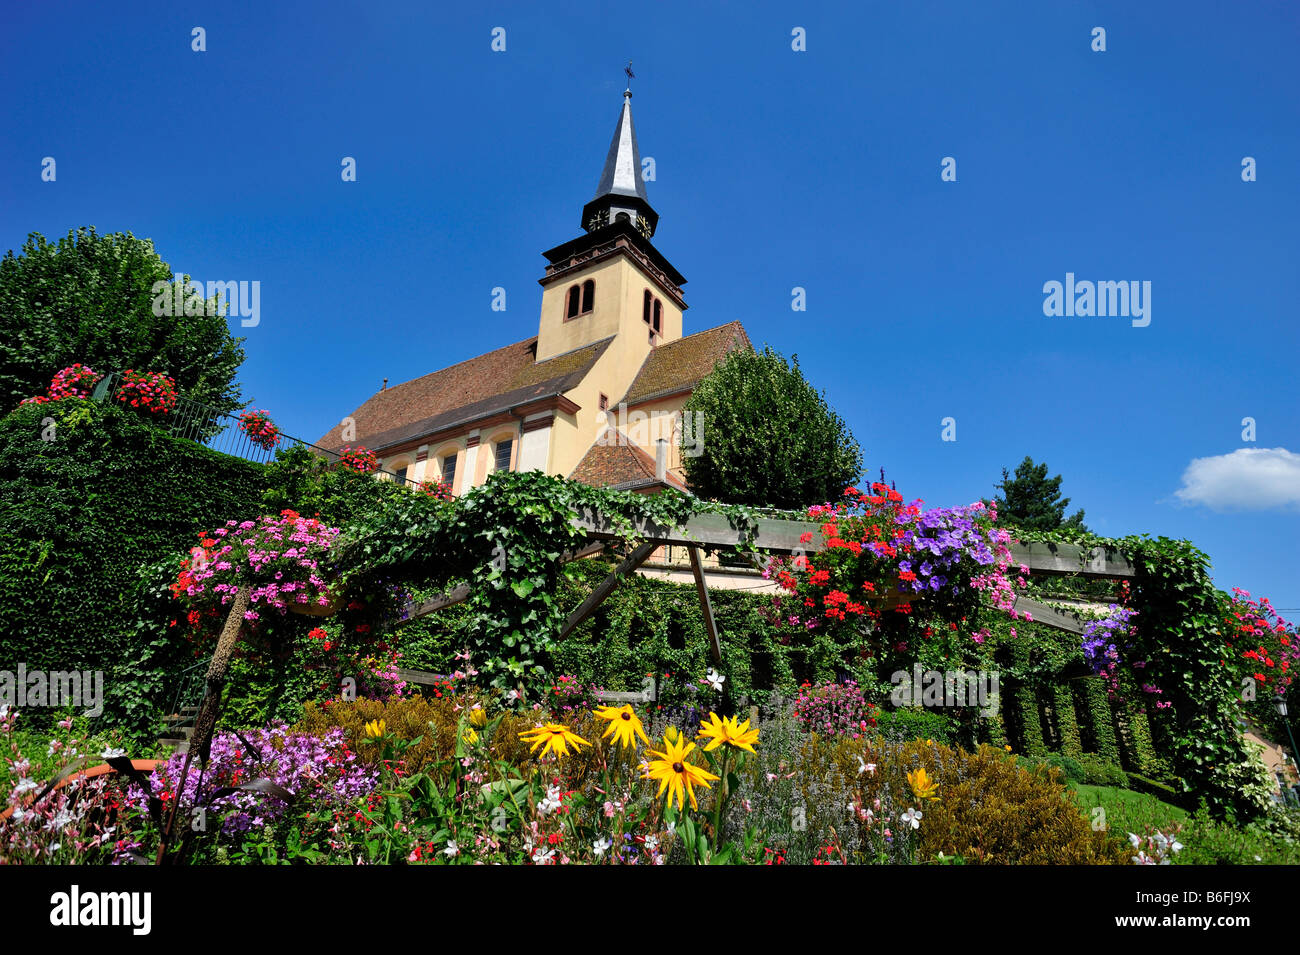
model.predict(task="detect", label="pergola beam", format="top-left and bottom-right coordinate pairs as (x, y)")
top-left (557, 540), bottom-right (658, 640)
top-left (571, 511), bottom-right (1135, 578)
top-left (688, 545), bottom-right (723, 665)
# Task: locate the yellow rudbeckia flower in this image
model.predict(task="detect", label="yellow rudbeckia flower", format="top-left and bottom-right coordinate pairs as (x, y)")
top-left (593, 704), bottom-right (650, 750)
top-left (518, 722), bottom-right (591, 759)
top-left (462, 728), bottom-right (479, 745)
top-left (907, 766), bottom-right (940, 801)
top-left (643, 733), bottom-right (720, 812)
top-left (697, 712), bottom-right (761, 753)
top-left (470, 705), bottom-right (488, 728)
top-left (364, 719), bottom-right (386, 739)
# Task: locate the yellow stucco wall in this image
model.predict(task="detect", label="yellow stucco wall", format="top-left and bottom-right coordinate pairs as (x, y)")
top-left (538, 250), bottom-right (685, 479)
top-left (377, 245), bottom-right (692, 490)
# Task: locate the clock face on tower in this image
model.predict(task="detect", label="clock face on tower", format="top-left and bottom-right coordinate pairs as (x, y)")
top-left (586, 211), bottom-right (606, 233)
top-left (635, 214), bottom-right (652, 238)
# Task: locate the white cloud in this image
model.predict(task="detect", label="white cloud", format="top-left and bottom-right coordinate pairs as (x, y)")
top-left (1174, 447), bottom-right (1300, 511)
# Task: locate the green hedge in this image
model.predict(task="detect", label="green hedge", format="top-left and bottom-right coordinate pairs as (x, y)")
top-left (394, 558), bottom-right (811, 710)
top-left (0, 401), bottom-right (266, 670)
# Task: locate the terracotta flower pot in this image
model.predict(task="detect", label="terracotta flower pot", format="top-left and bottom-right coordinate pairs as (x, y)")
top-left (0, 759), bottom-right (161, 823)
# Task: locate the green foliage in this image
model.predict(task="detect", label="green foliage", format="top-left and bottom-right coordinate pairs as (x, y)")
top-left (331, 469), bottom-right (736, 689)
top-left (872, 707), bottom-right (958, 745)
top-left (1075, 755), bottom-right (1128, 787)
top-left (0, 227), bottom-right (245, 415)
top-left (993, 455), bottom-right (1087, 532)
top-left (261, 443), bottom-right (404, 528)
top-left (1172, 806), bottom-right (1300, 865)
top-left (1078, 679), bottom-right (1121, 764)
top-left (0, 401), bottom-right (266, 735)
top-left (680, 345), bottom-right (862, 509)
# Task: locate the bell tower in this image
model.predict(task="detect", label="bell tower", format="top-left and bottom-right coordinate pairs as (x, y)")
top-left (535, 82), bottom-right (687, 364)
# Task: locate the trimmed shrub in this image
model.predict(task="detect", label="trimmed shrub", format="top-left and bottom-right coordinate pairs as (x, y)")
top-left (873, 707), bottom-right (958, 745)
top-left (1077, 755), bottom-right (1128, 787)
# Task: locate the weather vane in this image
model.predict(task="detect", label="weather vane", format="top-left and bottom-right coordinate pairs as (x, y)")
top-left (625, 60), bottom-right (635, 92)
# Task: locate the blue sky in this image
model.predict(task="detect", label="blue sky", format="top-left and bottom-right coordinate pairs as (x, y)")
top-left (3, 1), bottom-right (1298, 608)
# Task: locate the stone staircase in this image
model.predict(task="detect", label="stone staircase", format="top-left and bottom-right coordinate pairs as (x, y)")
top-left (158, 704), bottom-right (198, 754)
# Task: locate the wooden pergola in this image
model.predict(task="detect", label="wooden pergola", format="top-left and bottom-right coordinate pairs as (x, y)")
top-left (396, 509), bottom-right (1137, 663)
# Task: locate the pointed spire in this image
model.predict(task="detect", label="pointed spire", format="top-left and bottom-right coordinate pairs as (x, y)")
top-left (581, 78), bottom-right (658, 238)
top-left (593, 90), bottom-right (647, 201)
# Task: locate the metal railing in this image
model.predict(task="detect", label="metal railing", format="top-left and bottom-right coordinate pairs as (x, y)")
top-left (92, 371), bottom-right (423, 487)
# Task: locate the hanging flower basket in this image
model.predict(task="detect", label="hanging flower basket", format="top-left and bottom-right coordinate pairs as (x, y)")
top-left (172, 510), bottom-right (341, 629)
top-left (238, 409), bottom-right (281, 451)
top-left (287, 591), bottom-right (343, 617)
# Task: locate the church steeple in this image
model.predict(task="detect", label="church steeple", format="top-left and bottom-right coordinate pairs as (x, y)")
top-left (581, 88), bottom-right (659, 239)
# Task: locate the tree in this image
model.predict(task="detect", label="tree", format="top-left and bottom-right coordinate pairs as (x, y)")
top-left (680, 345), bottom-right (862, 509)
top-left (0, 227), bottom-right (245, 415)
top-left (993, 456), bottom-right (1088, 532)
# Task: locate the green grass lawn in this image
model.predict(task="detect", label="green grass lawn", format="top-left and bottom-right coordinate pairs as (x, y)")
top-left (1067, 782), bottom-right (1187, 838)
top-left (1068, 781), bottom-right (1300, 865)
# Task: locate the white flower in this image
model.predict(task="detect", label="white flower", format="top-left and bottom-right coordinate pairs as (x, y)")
top-left (11, 778), bottom-right (38, 797)
top-left (593, 837), bottom-right (612, 856)
top-left (537, 785), bottom-right (563, 816)
top-left (901, 807), bottom-right (922, 829)
top-left (532, 847), bottom-right (556, 865)
top-left (644, 835), bottom-right (659, 852)
top-left (443, 840), bottom-right (459, 857)
top-left (706, 669), bottom-right (725, 692)
top-left (101, 747), bottom-right (126, 760)
top-left (1128, 832), bottom-right (1142, 848)
top-left (857, 756), bottom-right (876, 776)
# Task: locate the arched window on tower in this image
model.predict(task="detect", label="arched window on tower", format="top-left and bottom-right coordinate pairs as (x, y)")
top-left (652, 299), bottom-right (662, 334)
top-left (643, 289), bottom-right (652, 325)
top-left (581, 279), bottom-right (595, 313)
top-left (566, 285), bottom-right (580, 319)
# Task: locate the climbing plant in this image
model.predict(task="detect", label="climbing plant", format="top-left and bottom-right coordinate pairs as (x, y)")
top-left (326, 469), bottom-right (761, 688)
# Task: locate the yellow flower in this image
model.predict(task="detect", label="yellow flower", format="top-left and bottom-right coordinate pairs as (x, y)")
top-left (518, 722), bottom-right (591, 759)
top-left (469, 705), bottom-right (488, 728)
top-left (697, 712), bottom-right (761, 753)
top-left (664, 725), bottom-right (681, 744)
top-left (593, 704), bottom-right (650, 750)
top-left (1004, 744), bottom-right (1013, 753)
top-left (907, 766), bottom-right (940, 801)
top-left (462, 728), bottom-right (479, 745)
top-left (364, 719), bottom-right (386, 739)
top-left (643, 733), bottom-right (720, 811)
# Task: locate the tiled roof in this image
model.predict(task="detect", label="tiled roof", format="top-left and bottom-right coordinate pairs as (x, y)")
top-left (317, 337), bottom-right (613, 452)
top-left (569, 429), bottom-right (689, 491)
top-left (620, 321), bottom-right (751, 406)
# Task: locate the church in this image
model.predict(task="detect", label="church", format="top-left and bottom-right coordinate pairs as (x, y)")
top-left (318, 86), bottom-right (750, 496)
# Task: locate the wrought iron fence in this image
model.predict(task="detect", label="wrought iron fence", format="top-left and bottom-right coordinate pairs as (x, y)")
top-left (91, 371), bottom-right (422, 487)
